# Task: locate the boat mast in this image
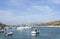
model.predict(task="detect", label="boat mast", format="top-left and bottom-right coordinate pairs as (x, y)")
top-left (28, 17), bottom-right (30, 27)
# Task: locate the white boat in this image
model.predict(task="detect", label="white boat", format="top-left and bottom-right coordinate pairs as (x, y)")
top-left (17, 27), bottom-right (25, 30)
top-left (32, 29), bottom-right (39, 34)
top-left (17, 26), bottom-right (31, 30)
top-left (24, 26), bottom-right (31, 29)
top-left (5, 32), bottom-right (13, 36)
top-left (0, 29), bottom-right (4, 33)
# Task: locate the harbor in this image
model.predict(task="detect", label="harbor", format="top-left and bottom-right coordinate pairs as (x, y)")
top-left (0, 26), bottom-right (60, 39)
top-left (0, 0), bottom-right (60, 39)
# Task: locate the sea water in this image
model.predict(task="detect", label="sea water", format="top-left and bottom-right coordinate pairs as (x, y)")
top-left (0, 26), bottom-right (60, 39)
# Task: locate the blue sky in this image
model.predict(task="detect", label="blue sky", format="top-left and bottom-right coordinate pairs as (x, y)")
top-left (0, 0), bottom-right (60, 25)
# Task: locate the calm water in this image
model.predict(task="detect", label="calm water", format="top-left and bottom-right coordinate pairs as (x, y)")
top-left (0, 27), bottom-right (60, 39)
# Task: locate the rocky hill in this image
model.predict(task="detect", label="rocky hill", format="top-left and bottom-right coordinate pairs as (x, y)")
top-left (33, 20), bottom-right (60, 26)
top-left (0, 23), bottom-right (7, 27)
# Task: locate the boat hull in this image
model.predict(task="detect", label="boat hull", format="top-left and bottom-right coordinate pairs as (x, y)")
top-left (32, 31), bottom-right (39, 34)
top-left (5, 32), bottom-right (13, 36)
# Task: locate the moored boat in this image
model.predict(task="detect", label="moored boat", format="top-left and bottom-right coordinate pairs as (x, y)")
top-left (32, 28), bottom-right (39, 34)
top-left (5, 32), bottom-right (13, 36)
top-left (0, 29), bottom-right (4, 33)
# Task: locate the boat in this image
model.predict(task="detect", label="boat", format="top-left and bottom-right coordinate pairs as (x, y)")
top-left (17, 27), bottom-right (25, 30)
top-left (0, 29), bottom-right (4, 33)
top-left (17, 26), bottom-right (31, 30)
top-left (5, 32), bottom-right (13, 36)
top-left (24, 26), bottom-right (31, 29)
top-left (32, 28), bottom-right (39, 34)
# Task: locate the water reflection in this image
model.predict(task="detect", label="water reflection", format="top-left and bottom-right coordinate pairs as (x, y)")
top-left (32, 34), bottom-right (39, 36)
top-left (32, 34), bottom-right (40, 39)
top-left (0, 27), bottom-right (60, 39)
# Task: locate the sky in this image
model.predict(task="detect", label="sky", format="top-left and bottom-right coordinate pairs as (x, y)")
top-left (0, 0), bottom-right (60, 25)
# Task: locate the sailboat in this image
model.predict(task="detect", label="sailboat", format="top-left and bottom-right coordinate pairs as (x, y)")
top-left (17, 26), bottom-right (25, 30)
top-left (17, 17), bottom-right (31, 30)
top-left (24, 17), bottom-right (31, 29)
top-left (24, 24), bottom-right (31, 29)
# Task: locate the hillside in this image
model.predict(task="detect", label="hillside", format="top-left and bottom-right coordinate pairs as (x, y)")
top-left (33, 20), bottom-right (60, 26)
top-left (0, 23), bottom-right (7, 27)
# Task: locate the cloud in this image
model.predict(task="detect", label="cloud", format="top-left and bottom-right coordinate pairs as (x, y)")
top-left (32, 6), bottom-right (52, 14)
top-left (0, 10), bottom-right (13, 16)
top-left (0, 5), bottom-right (58, 25)
top-left (5, 0), bottom-right (60, 7)
top-left (26, 5), bottom-right (59, 22)
top-left (0, 0), bottom-right (60, 25)
top-left (7, 0), bottom-right (29, 7)
top-left (52, 0), bottom-right (60, 4)
top-left (27, 5), bottom-right (54, 15)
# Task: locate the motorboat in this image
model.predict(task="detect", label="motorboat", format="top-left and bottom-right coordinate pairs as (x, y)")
top-left (5, 32), bottom-right (13, 36)
top-left (32, 28), bottom-right (39, 34)
top-left (0, 29), bottom-right (4, 33)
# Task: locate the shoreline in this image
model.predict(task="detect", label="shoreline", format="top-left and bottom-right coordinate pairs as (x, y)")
top-left (32, 26), bottom-right (60, 28)
top-left (40, 26), bottom-right (60, 28)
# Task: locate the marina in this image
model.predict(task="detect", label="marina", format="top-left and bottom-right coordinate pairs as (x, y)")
top-left (0, 0), bottom-right (60, 39)
top-left (0, 27), bottom-right (60, 39)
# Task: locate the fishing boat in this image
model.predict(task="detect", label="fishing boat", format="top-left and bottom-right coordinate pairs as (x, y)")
top-left (5, 32), bottom-right (13, 36)
top-left (32, 28), bottom-right (39, 34)
top-left (0, 29), bottom-right (4, 33)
